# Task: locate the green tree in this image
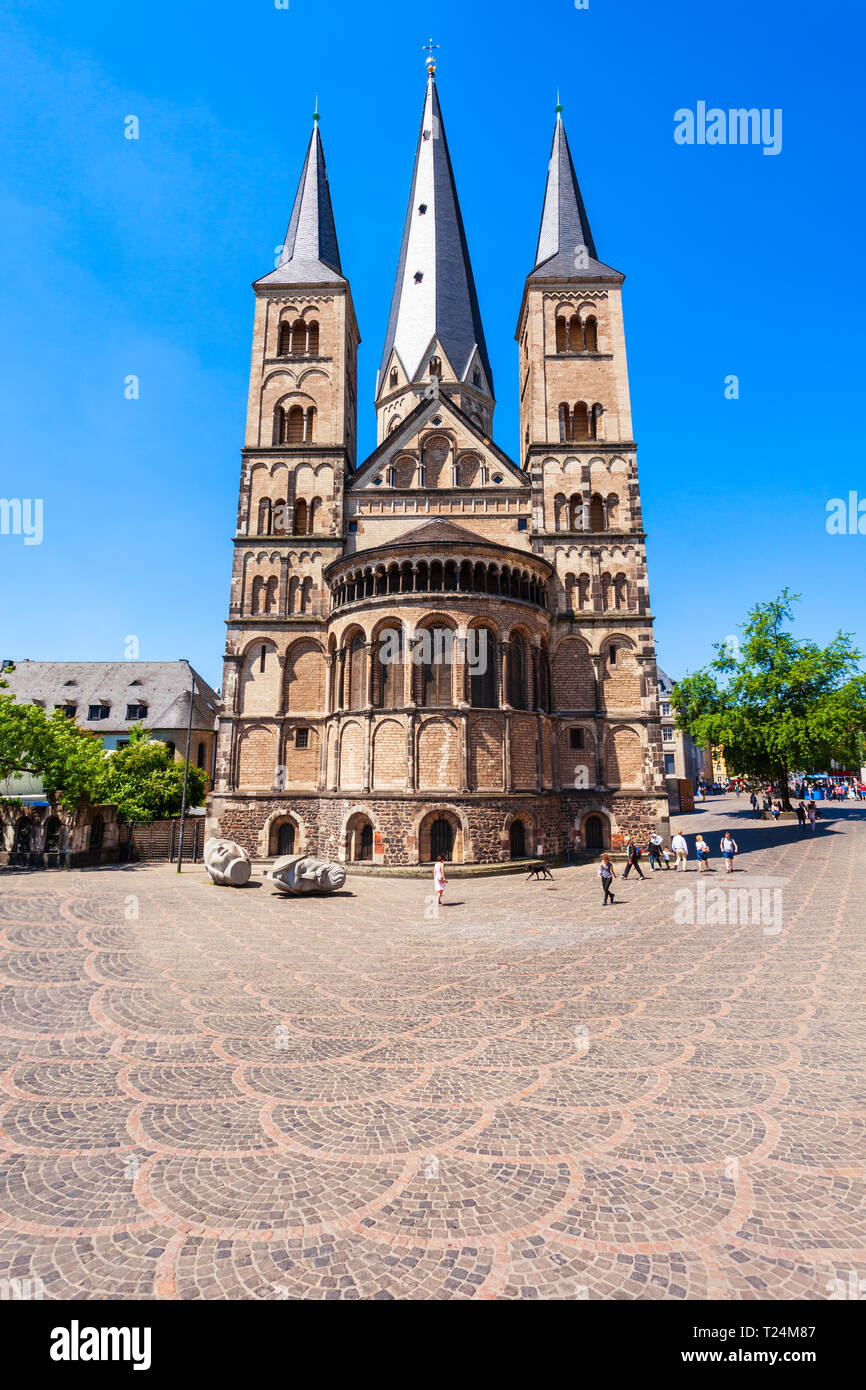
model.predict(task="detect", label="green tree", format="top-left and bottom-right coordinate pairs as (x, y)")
top-left (0, 684), bottom-right (107, 809)
top-left (101, 725), bottom-right (207, 822)
top-left (672, 591), bottom-right (866, 811)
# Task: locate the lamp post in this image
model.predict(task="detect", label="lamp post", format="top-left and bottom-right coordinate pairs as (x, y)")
top-left (176, 662), bottom-right (196, 873)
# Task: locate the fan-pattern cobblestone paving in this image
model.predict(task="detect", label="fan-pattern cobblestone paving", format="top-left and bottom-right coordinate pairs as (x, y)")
top-left (1, 797), bottom-right (864, 1300)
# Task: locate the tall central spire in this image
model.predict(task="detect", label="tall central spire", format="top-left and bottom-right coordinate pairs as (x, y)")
top-left (529, 107), bottom-right (620, 282)
top-left (376, 62), bottom-right (493, 413)
top-left (256, 117), bottom-right (344, 288)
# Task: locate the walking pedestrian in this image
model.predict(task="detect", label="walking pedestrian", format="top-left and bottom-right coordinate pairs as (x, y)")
top-left (808, 804), bottom-right (817, 832)
top-left (598, 854), bottom-right (617, 906)
top-left (648, 831), bottom-right (664, 871)
top-left (622, 837), bottom-right (645, 880)
top-left (671, 831), bottom-right (689, 871)
top-left (695, 834), bottom-right (711, 872)
top-left (720, 831), bottom-right (738, 872)
top-left (433, 855), bottom-right (448, 906)
top-left (796, 801), bottom-right (806, 830)
top-left (750, 792), bottom-right (759, 819)
top-left (661, 845), bottom-right (672, 869)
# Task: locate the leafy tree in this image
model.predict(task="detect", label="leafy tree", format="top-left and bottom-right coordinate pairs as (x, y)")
top-left (0, 685), bottom-right (107, 809)
top-left (672, 591), bottom-right (866, 811)
top-left (101, 725), bottom-right (207, 822)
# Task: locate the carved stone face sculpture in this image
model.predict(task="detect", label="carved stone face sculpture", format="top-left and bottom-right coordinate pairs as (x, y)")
top-left (204, 837), bottom-right (252, 887)
top-left (267, 854), bottom-right (346, 895)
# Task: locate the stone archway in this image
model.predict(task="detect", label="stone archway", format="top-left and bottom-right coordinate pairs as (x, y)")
top-left (345, 811), bottom-right (375, 862)
top-left (581, 811), bottom-right (609, 852)
top-left (417, 808), bottom-right (465, 864)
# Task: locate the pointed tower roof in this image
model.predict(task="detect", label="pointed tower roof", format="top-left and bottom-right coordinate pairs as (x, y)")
top-left (529, 107), bottom-right (621, 282)
top-left (376, 65), bottom-right (493, 397)
top-left (256, 116), bottom-right (345, 288)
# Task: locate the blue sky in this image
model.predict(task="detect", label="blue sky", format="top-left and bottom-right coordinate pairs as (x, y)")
top-left (0, 0), bottom-right (863, 691)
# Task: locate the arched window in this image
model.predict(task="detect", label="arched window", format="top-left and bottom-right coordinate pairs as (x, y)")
top-left (558, 403), bottom-right (571, 442)
top-left (389, 368), bottom-right (398, 388)
top-left (555, 317), bottom-right (567, 353)
top-left (568, 494), bottom-right (583, 530)
top-left (469, 627), bottom-right (497, 708)
top-left (287, 405), bottom-right (305, 443)
top-left (584, 316), bottom-right (598, 352)
top-left (273, 497), bottom-right (287, 533)
top-left (429, 356), bottom-right (442, 377)
top-left (420, 626), bottom-right (453, 707)
top-left (305, 406), bottom-right (317, 442)
top-left (578, 573), bottom-right (591, 610)
top-left (508, 635), bottom-right (527, 710)
top-left (572, 401), bottom-right (590, 441)
top-left (589, 493), bottom-right (605, 532)
top-left (196, 741), bottom-right (206, 769)
top-left (265, 576), bottom-right (278, 613)
top-left (257, 498), bottom-right (272, 534)
top-left (251, 576), bottom-right (264, 614)
top-left (307, 321), bottom-right (319, 355)
top-left (348, 633), bottom-right (366, 710)
top-left (376, 627), bottom-right (402, 707)
top-left (293, 499), bottom-right (308, 535)
top-left (606, 493), bottom-right (619, 527)
top-left (278, 322), bottom-right (292, 356)
top-left (290, 319), bottom-right (306, 353)
top-left (272, 406), bottom-right (286, 445)
top-left (614, 573), bottom-right (628, 610)
top-left (309, 497), bottom-right (321, 534)
top-left (601, 572), bottom-right (612, 610)
top-left (568, 313), bottom-right (581, 350)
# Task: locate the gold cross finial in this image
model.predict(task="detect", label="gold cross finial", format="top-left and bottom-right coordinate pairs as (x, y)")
top-left (423, 38), bottom-right (439, 74)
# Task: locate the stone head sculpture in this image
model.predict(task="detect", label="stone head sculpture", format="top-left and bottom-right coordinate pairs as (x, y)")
top-left (204, 836), bottom-right (252, 887)
top-left (267, 854), bottom-right (346, 896)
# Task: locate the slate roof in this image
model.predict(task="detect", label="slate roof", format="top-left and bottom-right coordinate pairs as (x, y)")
top-left (376, 72), bottom-right (493, 397)
top-left (529, 112), bottom-right (623, 283)
top-left (255, 122), bottom-right (346, 289)
top-left (2, 661), bottom-right (220, 735)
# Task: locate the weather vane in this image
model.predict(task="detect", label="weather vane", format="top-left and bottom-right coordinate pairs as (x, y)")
top-left (423, 38), bottom-right (439, 73)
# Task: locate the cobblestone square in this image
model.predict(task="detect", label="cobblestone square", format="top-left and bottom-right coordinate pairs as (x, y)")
top-left (1, 796), bottom-right (864, 1300)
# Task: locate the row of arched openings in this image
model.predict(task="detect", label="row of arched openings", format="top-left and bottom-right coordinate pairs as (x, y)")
top-left (331, 559), bottom-right (549, 610)
top-left (555, 314), bottom-right (598, 353)
top-left (273, 404), bottom-right (317, 444)
top-left (559, 402), bottom-right (604, 442)
top-left (277, 320), bottom-right (319, 356)
top-left (555, 492), bottom-right (620, 532)
top-left (564, 572), bottom-right (630, 611)
top-left (255, 496), bottom-right (325, 536)
top-left (334, 628), bottom-right (551, 713)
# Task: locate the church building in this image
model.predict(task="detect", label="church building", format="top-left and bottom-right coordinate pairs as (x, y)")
top-left (208, 56), bottom-right (669, 866)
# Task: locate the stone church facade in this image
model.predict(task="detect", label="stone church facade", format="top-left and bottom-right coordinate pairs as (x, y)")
top-left (208, 61), bottom-right (669, 866)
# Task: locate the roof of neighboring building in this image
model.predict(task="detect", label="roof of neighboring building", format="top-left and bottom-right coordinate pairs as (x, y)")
top-left (528, 111), bottom-right (623, 284)
top-left (656, 666), bottom-right (675, 696)
top-left (254, 120), bottom-right (346, 289)
top-left (376, 71), bottom-right (493, 397)
top-left (2, 661), bottom-right (220, 735)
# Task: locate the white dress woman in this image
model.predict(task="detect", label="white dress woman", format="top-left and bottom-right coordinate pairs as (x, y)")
top-left (433, 856), bottom-right (448, 906)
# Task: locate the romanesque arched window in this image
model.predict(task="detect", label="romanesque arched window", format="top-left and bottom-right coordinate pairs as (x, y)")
top-left (614, 573), bottom-right (628, 611)
top-left (287, 405), bottom-right (305, 443)
top-left (555, 317), bottom-right (567, 353)
top-left (584, 315), bottom-right (598, 351)
top-left (589, 493), bottom-right (605, 532)
top-left (272, 406), bottom-right (286, 445)
top-left (265, 576), bottom-right (278, 613)
top-left (569, 313), bottom-right (581, 350)
top-left (606, 493), bottom-right (619, 527)
top-left (558, 403), bottom-right (571, 442)
top-left (569, 494), bottom-right (583, 530)
top-left (293, 499), bottom-right (308, 535)
top-left (289, 319), bottom-right (306, 353)
top-left (420, 626), bottom-right (453, 707)
top-left (508, 635), bottom-right (527, 710)
top-left (307, 321), bottom-right (319, 355)
top-left (572, 401), bottom-right (590, 441)
top-left (348, 633), bottom-right (366, 710)
top-left (257, 498), bottom-right (272, 534)
top-left (376, 627), bottom-right (402, 707)
top-left (591, 403), bottom-right (604, 440)
top-left (278, 322), bottom-right (292, 356)
top-left (389, 368), bottom-right (398, 388)
top-left (601, 572), bottom-right (612, 611)
top-left (469, 627), bottom-right (497, 708)
top-left (429, 356), bottom-right (442, 377)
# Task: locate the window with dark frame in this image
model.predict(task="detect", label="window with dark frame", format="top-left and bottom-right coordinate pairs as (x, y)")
top-left (295, 728), bottom-right (309, 750)
top-left (87, 704), bottom-right (110, 720)
top-left (125, 704), bottom-right (148, 720)
top-left (569, 728), bottom-right (585, 750)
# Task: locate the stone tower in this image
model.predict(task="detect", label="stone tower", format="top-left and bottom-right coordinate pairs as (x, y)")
top-left (209, 73), bottom-right (668, 865)
top-left (515, 107), bottom-right (668, 842)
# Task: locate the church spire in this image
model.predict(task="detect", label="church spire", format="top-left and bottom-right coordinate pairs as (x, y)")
top-left (530, 106), bottom-right (620, 282)
top-left (376, 61), bottom-right (493, 404)
top-left (256, 117), bottom-right (344, 287)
